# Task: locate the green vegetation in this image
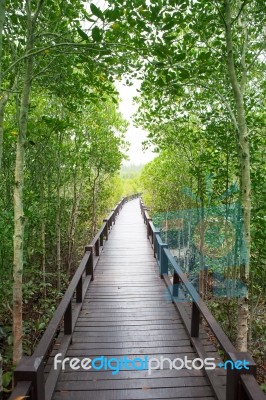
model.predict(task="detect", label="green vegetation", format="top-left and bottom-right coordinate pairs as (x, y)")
top-left (0, 0), bottom-right (265, 395)
top-left (0, 1), bottom-right (129, 393)
top-left (120, 164), bottom-right (143, 196)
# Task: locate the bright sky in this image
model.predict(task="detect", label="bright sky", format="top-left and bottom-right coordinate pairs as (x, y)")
top-left (115, 81), bottom-right (155, 165)
top-left (83, 1), bottom-right (155, 165)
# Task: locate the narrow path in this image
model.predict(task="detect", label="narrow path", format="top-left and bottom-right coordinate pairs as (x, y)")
top-left (52, 199), bottom-right (217, 400)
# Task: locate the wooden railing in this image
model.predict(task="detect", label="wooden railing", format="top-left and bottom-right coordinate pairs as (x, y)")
top-left (140, 199), bottom-right (265, 400)
top-left (8, 194), bottom-right (140, 400)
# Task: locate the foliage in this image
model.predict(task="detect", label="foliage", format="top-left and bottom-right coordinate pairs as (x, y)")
top-left (0, 0), bottom-right (129, 386)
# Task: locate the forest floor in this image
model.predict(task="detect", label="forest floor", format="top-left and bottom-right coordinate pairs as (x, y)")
top-left (204, 299), bottom-right (266, 390)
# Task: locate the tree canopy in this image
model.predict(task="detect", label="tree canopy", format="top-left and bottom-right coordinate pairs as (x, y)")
top-left (0, 0), bottom-right (265, 395)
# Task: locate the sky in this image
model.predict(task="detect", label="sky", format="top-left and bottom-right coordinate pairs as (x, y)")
top-left (83, 1), bottom-right (155, 166)
top-left (115, 81), bottom-right (155, 166)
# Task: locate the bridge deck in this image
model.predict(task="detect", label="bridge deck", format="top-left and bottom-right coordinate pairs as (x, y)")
top-left (51, 199), bottom-right (222, 400)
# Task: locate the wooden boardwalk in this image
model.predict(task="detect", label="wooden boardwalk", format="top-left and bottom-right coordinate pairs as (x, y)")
top-left (51, 199), bottom-right (222, 400)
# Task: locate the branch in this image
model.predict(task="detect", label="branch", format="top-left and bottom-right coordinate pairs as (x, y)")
top-left (32, 0), bottom-right (46, 26)
top-left (247, 44), bottom-right (265, 71)
top-left (3, 26), bottom-right (20, 63)
top-left (232, 0), bottom-right (249, 25)
top-left (0, 72), bottom-right (19, 98)
top-left (3, 41), bottom-right (148, 78)
top-left (31, 56), bottom-right (58, 80)
top-left (3, 42), bottom-right (96, 77)
top-left (213, 0), bottom-right (227, 28)
top-left (240, 20), bottom-right (248, 92)
top-left (223, 98), bottom-right (239, 133)
top-left (169, 78), bottom-right (239, 134)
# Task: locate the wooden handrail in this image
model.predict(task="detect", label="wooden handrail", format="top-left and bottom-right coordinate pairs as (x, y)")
top-left (240, 375), bottom-right (266, 400)
top-left (163, 247), bottom-right (236, 354)
top-left (35, 251), bottom-right (91, 358)
top-left (8, 381), bottom-right (32, 400)
top-left (9, 194), bottom-right (141, 400)
top-left (140, 198), bottom-right (265, 400)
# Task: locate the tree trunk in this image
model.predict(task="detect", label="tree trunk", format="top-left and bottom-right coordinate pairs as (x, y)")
top-left (0, 0), bottom-right (6, 86)
top-left (67, 178), bottom-right (83, 276)
top-left (0, 352), bottom-right (3, 400)
top-left (41, 218), bottom-right (46, 292)
top-left (41, 218), bottom-right (46, 299)
top-left (39, 168), bottom-right (46, 298)
top-left (91, 171), bottom-right (100, 236)
top-left (0, 0), bottom-right (6, 68)
top-left (92, 185), bottom-right (97, 236)
top-left (56, 132), bottom-right (61, 291)
top-left (224, 0), bottom-right (250, 352)
top-left (0, 97), bottom-right (8, 170)
top-left (0, 0), bottom-right (6, 169)
top-left (13, 47), bottom-right (33, 365)
top-left (0, 79), bottom-right (19, 170)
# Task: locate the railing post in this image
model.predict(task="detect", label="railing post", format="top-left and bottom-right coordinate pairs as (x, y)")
top-left (64, 300), bottom-right (72, 335)
top-left (143, 208), bottom-right (147, 224)
top-left (103, 219), bottom-right (109, 240)
top-left (147, 218), bottom-right (152, 239)
top-left (226, 352), bottom-right (257, 400)
top-left (95, 239), bottom-right (100, 256)
top-left (191, 302), bottom-right (200, 337)
top-left (151, 224), bottom-right (154, 245)
top-left (153, 230), bottom-right (160, 258)
top-left (160, 244), bottom-right (168, 277)
top-left (14, 356), bottom-right (45, 400)
top-left (172, 270), bottom-right (180, 298)
top-left (100, 232), bottom-right (104, 246)
top-left (76, 275), bottom-right (83, 303)
top-left (85, 245), bottom-right (94, 280)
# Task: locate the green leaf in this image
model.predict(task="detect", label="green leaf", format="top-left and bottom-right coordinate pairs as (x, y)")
top-left (162, 20), bottom-right (176, 30)
top-left (198, 51), bottom-right (211, 60)
top-left (157, 77), bottom-right (166, 87)
top-left (111, 96), bottom-right (118, 104)
top-left (179, 68), bottom-right (190, 80)
top-left (90, 3), bottom-right (104, 21)
top-left (2, 372), bottom-right (12, 388)
top-left (77, 27), bottom-right (89, 42)
top-left (104, 7), bottom-right (120, 22)
top-left (92, 26), bottom-right (102, 42)
top-left (261, 383), bottom-right (266, 394)
top-left (38, 322), bottom-right (46, 330)
top-left (175, 53), bottom-right (186, 62)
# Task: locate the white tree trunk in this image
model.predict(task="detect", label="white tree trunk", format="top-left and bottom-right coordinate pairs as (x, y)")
top-left (12, 2), bottom-right (36, 361)
top-left (224, 0), bottom-right (250, 352)
top-left (13, 54), bottom-right (33, 364)
top-left (0, 96), bottom-right (8, 170)
top-left (67, 178), bottom-right (83, 275)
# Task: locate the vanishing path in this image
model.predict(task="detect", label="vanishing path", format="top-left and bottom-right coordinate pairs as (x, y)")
top-left (52, 199), bottom-right (221, 400)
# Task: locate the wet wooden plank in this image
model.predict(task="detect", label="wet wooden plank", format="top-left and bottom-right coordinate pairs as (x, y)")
top-left (53, 386), bottom-right (215, 400)
top-left (57, 368), bottom-right (208, 380)
top-left (56, 376), bottom-right (210, 391)
top-left (50, 199), bottom-right (222, 400)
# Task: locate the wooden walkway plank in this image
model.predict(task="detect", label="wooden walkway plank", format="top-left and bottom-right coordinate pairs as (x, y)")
top-left (51, 199), bottom-right (222, 400)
